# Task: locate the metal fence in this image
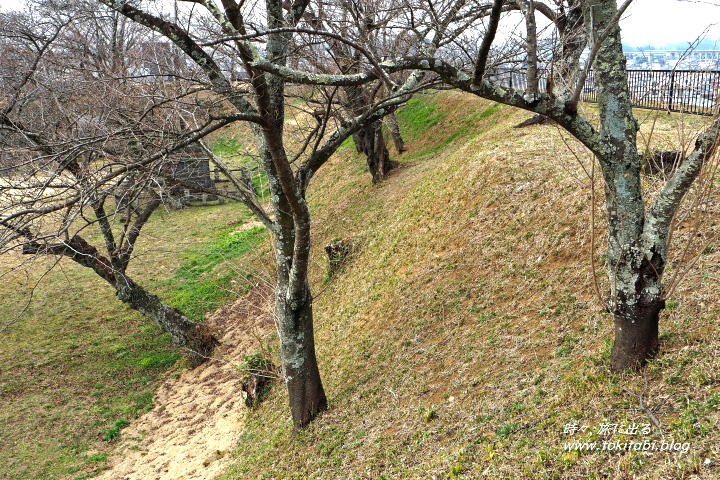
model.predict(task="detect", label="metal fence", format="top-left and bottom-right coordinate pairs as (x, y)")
top-left (488, 70), bottom-right (549, 93)
top-left (492, 69), bottom-right (720, 116)
top-left (583, 70), bottom-right (720, 116)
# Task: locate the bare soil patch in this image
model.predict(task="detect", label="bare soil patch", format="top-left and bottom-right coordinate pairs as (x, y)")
top-left (97, 286), bottom-right (275, 480)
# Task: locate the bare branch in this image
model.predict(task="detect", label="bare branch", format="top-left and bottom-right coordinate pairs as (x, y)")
top-left (473, 0), bottom-right (504, 84)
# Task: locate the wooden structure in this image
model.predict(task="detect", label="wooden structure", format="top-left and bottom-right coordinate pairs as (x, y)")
top-left (164, 143), bottom-right (216, 205)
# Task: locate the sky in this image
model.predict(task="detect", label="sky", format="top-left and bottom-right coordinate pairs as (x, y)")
top-left (1, 0), bottom-right (719, 48)
top-left (621, 0), bottom-right (720, 46)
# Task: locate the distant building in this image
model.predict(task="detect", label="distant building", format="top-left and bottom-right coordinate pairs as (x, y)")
top-left (580, 49), bottom-right (720, 71)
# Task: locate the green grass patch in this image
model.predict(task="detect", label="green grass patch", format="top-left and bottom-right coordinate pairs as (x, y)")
top-left (163, 226), bottom-right (267, 320)
top-left (103, 419), bottom-right (130, 441)
top-left (474, 102), bottom-right (501, 121)
top-left (137, 352), bottom-right (181, 369)
top-left (339, 135), bottom-right (356, 151)
top-left (212, 137), bottom-right (243, 157)
top-left (86, 453), bottom-right (108, 463)
top-left (397, 98), bottom-right (502, 160)
top-left (395, 97), bottom-right (447, 141)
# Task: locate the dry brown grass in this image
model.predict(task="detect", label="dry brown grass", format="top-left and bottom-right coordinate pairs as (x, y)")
top-left (19, 90), bottom-right (716, 480)
top-left (214, 92), bottom-right (720, 480)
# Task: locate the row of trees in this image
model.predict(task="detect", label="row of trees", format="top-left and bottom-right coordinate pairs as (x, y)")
top-left (0, 0), bottom-right (430, 427)
top-left (2, 0), bottom-right (719, 430)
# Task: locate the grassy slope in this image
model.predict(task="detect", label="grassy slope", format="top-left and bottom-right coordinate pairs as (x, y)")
top-left (219, 93), bottom-right (720, 479)
top-left (0, 201), bottom-right (263, 480)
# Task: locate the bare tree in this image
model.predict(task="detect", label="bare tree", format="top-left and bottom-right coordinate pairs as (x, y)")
top-left (24, 0), bottom-right (433, 429)
top-left (255, 0), bottom-right (720, 372)
top-left (294, 0), bottom-right (413, 182)
top-left (0, 4), bottom-right (242, 363)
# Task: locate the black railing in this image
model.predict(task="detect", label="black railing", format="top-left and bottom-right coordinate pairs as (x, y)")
top-left (491, 69), bottom-right (720, 116)
top-left (585, 70), bottom-right (720, 116)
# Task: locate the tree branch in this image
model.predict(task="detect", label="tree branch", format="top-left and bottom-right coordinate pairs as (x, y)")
top-left (473, 0), bottom-right (504, 84)
top-left (568, 0), bottom-right (634, 107)
top-left (644, 115), bottom-right (720, 254)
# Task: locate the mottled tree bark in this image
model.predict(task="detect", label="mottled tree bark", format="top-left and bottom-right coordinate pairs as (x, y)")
top-left (517, 0), bottom-right (538, 96)
top-left (386, 113), bottom-right (406, 153)
top-left (276, 282), bottom-right (327, 427)
top-left (553, 0), bottom-right (585, 101)
top-left (271, 200), bottom-right (328, 429)
top-left (353, 121), bottom-right (395, 183)
top-left (606, 246), bottom-right (665, 371)
top-left (586, 0), bottom-right (658, 371)
top-left (115, 275), bottom-right (218, 366)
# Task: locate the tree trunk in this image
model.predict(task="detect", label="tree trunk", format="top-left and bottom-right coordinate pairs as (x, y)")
top-left (276, 281), bottom-right (327, 429)
top-left (386, 112), bottom-right (406, 153)
top-left (354, 121), bottom-right (395, 183)
top-left (115, 275), bottom-right (218, 366)
top-left (552, 0), bottom-right (585, 101)
top-left (584, 1), bottom-right (660, 373)
top-left (607, 243), bottom-right (666, 372)
top-left (269, 183), bottom-right (327, 429)
top-left (611, 299), bottom-right (662, 371)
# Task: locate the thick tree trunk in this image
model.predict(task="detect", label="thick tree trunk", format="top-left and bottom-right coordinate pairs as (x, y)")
top-left (584, 1), bottom-right (663, 373)
top-left (611, 299), bottom-right (662, 371)
top-left (276, 281), bottom-right (327, 429)
top-left (386, 113), bottom-right (406, 153)
top-left (269, 183), bottom-right (327, 429)
top-left (115, 275), bottom-right (218, 366)
top-left (607, 244), bottom-right (666, 372)
top-left (354, 121), bottom-right (395, 183)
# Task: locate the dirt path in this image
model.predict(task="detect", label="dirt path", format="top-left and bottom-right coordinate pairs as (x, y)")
top-left (97, 287), bottom-right (274, 480)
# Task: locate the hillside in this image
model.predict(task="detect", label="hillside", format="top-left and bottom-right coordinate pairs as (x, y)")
top-left (214, 93), bottom-right (720, 479)
top-left (3, 92), bottom-right (720, 480)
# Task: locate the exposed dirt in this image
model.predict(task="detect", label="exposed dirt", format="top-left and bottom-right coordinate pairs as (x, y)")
top-left (96, 286), bottom-right (275, 480)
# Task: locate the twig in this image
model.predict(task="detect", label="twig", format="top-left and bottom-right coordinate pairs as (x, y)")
top-left (589, 156), bottom-right (604, 305)
top-left (620, 373), bottom-right (662, 430)
top-left (181, 346), bottom-right (281, 379)
top-left (569, 0), bottom-right (634, 107)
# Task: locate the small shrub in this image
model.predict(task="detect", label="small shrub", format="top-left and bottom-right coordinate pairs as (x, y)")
top-left (496, 422), bottom-right (520, 437)
top-left (240, 353), bottom-right (276, 409)
top-left (103, 419), bottom-right (130, 441)
top-left (450, 463), bottom-right (463, 477)
top-left (86, 452), bottom-right (107, 463)
top-left (423, 408), bottom-right (438, 422)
